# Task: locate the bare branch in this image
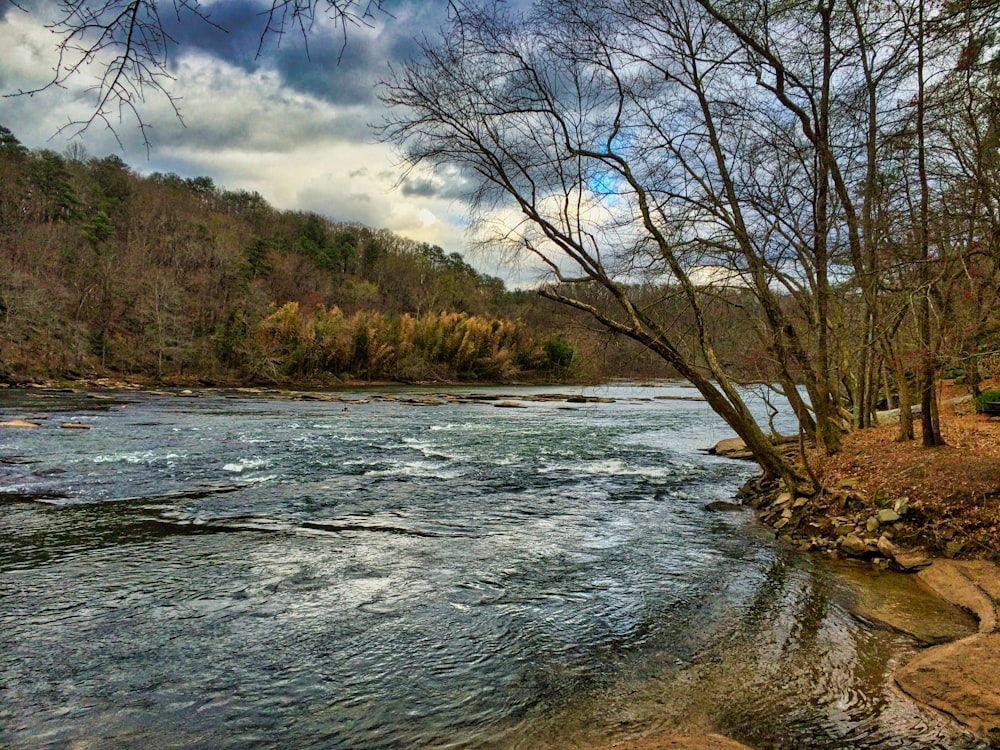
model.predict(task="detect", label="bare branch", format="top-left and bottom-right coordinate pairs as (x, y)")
top-left (3, 1), bottom-right (389, 149)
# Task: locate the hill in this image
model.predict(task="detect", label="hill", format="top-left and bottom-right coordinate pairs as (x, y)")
top-left (0, 125), bottom-right (671, 386)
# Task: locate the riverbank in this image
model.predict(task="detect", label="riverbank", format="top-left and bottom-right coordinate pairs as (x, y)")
top-left (736, 380), bottom-right (1000, 566)
top-left (731, 380), bottom-right (1000, 748)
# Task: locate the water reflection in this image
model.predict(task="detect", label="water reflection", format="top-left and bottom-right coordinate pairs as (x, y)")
top-left (488, 552), bottom-right (987, 750)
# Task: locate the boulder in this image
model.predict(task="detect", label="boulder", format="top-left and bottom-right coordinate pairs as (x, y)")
top-left (61, 422), bottom-right (90, 429)
top-left (0, 419), bottom-right (41, 428)
top-left (708, 437), bottom-right (755, 460)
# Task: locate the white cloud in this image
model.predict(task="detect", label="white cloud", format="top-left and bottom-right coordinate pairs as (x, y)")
top-left (0, 4), bottom-right (528, 284)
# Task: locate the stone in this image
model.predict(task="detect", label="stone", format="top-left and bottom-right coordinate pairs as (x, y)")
top-left (493, 401), bottom-right (525, 408)
top-left (834, 523), bottom-right (856, 536)
top-left (866, 516), bottom-right (880, 533)
top-left (60, 422), bottom-right (90, 429)
top-left (0, 419), bottom-right (41, 428)
top-left (704, 500), bottom-right (743, 512)
top-left (710, 437), bottom-right (755, 460)
top-left (792, 496), bottom-right (809, 508)
top-left (877, 535), bottom-right (896, 557)
top-left (840, 533), bottom-right (868, 556)
top-left (773, 491), bottom-right (793, 506)
top-left (876, 508), bottom-right (900, 524)
top-left (894, 496), bottom-right (911, 516)
top-left (893, 550), bottom-right (933, 571)
top-left (773, 517), bottom-right (789, 529)
top-left (945, 540), bottom-right (965, 558)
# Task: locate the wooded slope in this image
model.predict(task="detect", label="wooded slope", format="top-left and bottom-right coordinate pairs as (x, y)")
top-left (0, 127), bottom-right (672, 385)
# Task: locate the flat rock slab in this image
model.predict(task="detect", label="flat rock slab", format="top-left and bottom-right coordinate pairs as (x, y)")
top-left (835, 565), bottom-right (978, 645)
top-left (895, 633), bottom-right (1000, 743)
top-left (917, 560), bottom-right (998, 633)
top-left (595, 734), bottom-right (753, 750)
top-left (707, 437), bottom-right (754, 460)
top-left (893, 559), bottom-right (1000, 743)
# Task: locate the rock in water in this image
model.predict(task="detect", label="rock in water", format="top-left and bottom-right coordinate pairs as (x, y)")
top-left (704, 500), bottom-right (744, 512)
top-left (709, 437), bottom-right (755, 460)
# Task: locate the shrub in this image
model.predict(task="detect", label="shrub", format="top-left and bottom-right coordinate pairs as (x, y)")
top-left (973, 388), bottom-right (1000, 413)
top-left (545, 335), bottom-right (575, 369)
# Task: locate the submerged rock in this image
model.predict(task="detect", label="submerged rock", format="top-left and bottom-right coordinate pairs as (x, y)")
top-left (705, 500), bottom-right (744, 512)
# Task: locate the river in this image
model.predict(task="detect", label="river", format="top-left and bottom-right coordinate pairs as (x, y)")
top-left (0, 383), bottom-right (989, 749)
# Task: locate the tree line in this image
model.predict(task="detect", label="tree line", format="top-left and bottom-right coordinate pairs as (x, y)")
top-left (0, 125), bottom-right (681, 385)
top-left (381, 0), bottom-right (1000, 489)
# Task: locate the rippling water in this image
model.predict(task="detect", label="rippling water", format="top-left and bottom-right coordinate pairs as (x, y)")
top-left (0, 384), bottom-right (989, 749)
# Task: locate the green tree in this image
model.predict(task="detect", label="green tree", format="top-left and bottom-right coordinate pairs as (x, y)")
top-left (25, 150), bottom-right (79, 222)
top-left (0, 125), bottom-right (27, 158)
top-left (82, 210), bottom-right (114, 248)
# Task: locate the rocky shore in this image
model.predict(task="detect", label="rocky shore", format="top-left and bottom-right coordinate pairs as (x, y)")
top-left (709, 398), bottom-right (1000, 748)
top-left (734, 477), bottom-right (934, 573)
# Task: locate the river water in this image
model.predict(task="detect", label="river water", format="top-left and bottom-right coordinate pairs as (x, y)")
top-left (0, 383), bottom-right (989, 749)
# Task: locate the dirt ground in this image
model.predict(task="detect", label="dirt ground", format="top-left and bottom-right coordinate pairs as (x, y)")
top-left (812, 380), bottom-right (1000, 561)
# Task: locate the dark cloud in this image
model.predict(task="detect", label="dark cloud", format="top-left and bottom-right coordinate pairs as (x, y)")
top-left (400, 167), bottom-right (478, 202)
top-left (400, 177), bottom-right (439, 197)
top-left (160, 1), bottom-right (266, 66)
top-left (153, 1), bottom-right (447, 107)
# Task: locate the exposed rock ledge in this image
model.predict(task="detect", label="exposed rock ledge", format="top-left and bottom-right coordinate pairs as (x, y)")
top-left (709, 434), bottom-right (1000, 745)
top-left (893, 560), bottom-right (1000, 744)
top-left (601, 735), bottom-right (753, 749)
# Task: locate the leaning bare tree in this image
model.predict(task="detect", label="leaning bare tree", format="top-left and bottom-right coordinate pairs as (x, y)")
top-left (381, 0), bottom-right (823, 490)
top-left (383, 0), bottom-right (1000, 486)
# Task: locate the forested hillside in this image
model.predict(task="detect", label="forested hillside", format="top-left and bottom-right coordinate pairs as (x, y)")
top-left (0, 126), bottom-right (673, 385)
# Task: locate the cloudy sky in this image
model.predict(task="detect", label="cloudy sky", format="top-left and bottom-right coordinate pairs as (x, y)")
top-left (0, 0), bottom-right (535, 285)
